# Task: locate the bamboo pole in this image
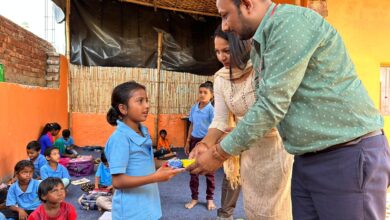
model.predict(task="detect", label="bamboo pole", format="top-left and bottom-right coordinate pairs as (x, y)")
top-left (66, 0), bottom-right (73, 132)
top-left (66, 0), bottom-right (71, 59)
top-left (156, 32), bottom-right (163, 143)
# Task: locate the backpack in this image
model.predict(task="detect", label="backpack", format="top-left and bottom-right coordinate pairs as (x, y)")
top-left (67, 156), bottom-right (94, 177)
top-left (78, 191), bottom-right (111, 211)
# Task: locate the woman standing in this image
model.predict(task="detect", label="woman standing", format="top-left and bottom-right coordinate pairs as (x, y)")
top-left (197, 25), bottom-right (293, 220)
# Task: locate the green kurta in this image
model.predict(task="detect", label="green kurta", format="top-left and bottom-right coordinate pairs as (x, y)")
top-left (220, 3), bottom-right (383, 155)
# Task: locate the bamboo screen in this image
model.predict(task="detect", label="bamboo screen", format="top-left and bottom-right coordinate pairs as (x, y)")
top-left (70, 65), bottom-right (213, 114)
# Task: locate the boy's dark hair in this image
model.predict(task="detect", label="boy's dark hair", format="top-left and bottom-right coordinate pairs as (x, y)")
top-left (26, 141), bottom-right (41, 152)
top-left (159, 129), bottom-right (167, 136)
top-left (200, 81), bottom-right (214, 94)
top-left (62, 129), bottom-right (71, 138)
top-left (107, 81), bottom-right (146, 126)
top-left (101, 151), bottom-right (108, 163)
top-left (38, 177), bottom-right (64, 202)
top-left (199, 81), bottom-right (214, 105)
top-left (14, 160), bottom-right (34, 174)
top-left (44, 147), bottom-right (59, 158)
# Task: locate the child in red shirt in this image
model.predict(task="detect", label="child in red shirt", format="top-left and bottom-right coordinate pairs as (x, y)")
top-left (28, 177), bottom-right (77, 220)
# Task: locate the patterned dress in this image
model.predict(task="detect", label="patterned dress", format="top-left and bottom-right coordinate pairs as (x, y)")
top-left (209, 68), bottom-right (293, 220)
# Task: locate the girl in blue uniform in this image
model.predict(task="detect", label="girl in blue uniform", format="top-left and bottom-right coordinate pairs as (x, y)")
top-left (105, 81), bottom-right (184, 220)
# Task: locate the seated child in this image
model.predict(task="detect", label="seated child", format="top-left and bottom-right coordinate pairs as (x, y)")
top-left (38, 123), bottom-right (61, 155)
top-left (154, 129), bottom-right (175, 158)
top-left (54, 129), bottom-right (78, 158)
top-left (0, 160), bottom-right (41, 220)
top-left (95, 152), bottom-right (112, 191)
top-left (40, 148), bottom-right (71, 188)
top-left (26, 141), bottom-right (47, 179)
top-left (28, 177), bottom-right (77, 220)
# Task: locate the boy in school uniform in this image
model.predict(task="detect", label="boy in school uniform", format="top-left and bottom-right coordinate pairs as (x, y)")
top-left (94, 152), bottom-right (112, 190)
top-left (40, 148), bottom-right (71, 188)
top-left (54, 129), bottom-right (79, 158)
top-left (26, 141), bottom-right (47, 179)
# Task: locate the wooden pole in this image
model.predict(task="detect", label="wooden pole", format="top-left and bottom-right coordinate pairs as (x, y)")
top-left (66, 0), bottom-right (71, 59)
top-left (156, 32), bottom-right (163, 144)
top-left (65, 0), bottom-right (73, 133)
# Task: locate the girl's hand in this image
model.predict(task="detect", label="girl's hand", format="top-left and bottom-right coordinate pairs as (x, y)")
top-left (18, 209), bottom-right (28, 220)
top-left (153, 166), bottom-right (185, 182)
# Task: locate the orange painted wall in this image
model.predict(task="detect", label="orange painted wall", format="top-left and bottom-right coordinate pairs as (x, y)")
top-left (0, 56), bottom-right (69, 179)
top-left (71, 113), bottom-right (188, 148)
top-left (326, 0), bottom-right (390, 134)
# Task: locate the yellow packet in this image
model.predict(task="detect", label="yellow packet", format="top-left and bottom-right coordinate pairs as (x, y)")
top-left (181, 159), bottom-right (195, 168)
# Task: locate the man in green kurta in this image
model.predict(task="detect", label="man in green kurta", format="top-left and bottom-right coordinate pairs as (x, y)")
top-left (188, 0), bottom-right (390, 219)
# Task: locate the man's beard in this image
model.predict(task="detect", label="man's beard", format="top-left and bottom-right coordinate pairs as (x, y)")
top-left (237, 13), bottom-right (255, 40)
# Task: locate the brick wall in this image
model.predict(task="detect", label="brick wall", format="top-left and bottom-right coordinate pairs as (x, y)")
top-left (0, 15), bottom-right (56, 86)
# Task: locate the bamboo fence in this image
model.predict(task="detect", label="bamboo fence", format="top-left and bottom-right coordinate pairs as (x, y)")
top-left (70, 65), bottom-right (213, 114)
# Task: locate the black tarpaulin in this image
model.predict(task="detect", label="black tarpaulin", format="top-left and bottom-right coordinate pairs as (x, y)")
top-left (68, 0), bottom-right (221, 75)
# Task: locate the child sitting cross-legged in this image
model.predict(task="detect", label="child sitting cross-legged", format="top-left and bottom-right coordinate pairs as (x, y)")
top-left (95, 151), bottom-right (113, 191)
top-left (27, 177), bottom-right (77, 220)
top-left (154, 129), bottom-right (176, 159)
top-left (40, 148), bottom-right (71, 188)
top-left (0, 160), bottom-right (41, 220)
top-left (26, 141), bottom-right (47, 179)
top-left (54, 129), bottom-right (79, 158)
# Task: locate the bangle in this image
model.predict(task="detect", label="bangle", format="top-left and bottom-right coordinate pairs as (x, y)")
top-left (212, 144), bottom-right (230, 162)
top-left (195, 141), bottom-right (209, 148)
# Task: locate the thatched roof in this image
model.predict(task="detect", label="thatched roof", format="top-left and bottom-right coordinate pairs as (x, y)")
top-left (52, 0), bottom-right (219, 17)
top-left (119, 0), bottom-right (219, 16)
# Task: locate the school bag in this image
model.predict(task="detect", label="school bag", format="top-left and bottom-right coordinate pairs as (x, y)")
top-left (78, 190), bottom-right (111, 211)
top-left (67, 156), bottom-right (94, 177)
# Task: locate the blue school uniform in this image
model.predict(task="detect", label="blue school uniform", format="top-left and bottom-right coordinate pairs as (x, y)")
top-left (189, 102), bottom-right (214, 138)
top-left (96, 163), bottom-right (112, 186)
top-left (105, 120), bottom-right (161, 220)
top-left (38, 134), bottom-right (52, 155)
top-left (29, 154), bottom-right (47, 179)
top-left (6, 179), bottom-right (41, 210)
top-left (40, 163), bottom-right (71, 180)
top-left (57, 136), bottom-right (74, 147)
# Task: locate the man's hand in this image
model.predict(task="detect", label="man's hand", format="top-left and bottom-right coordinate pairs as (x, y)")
top-left (187, 144), bottom-right (231, 175)
top-left (188, 142), bottom-right (209, 159)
